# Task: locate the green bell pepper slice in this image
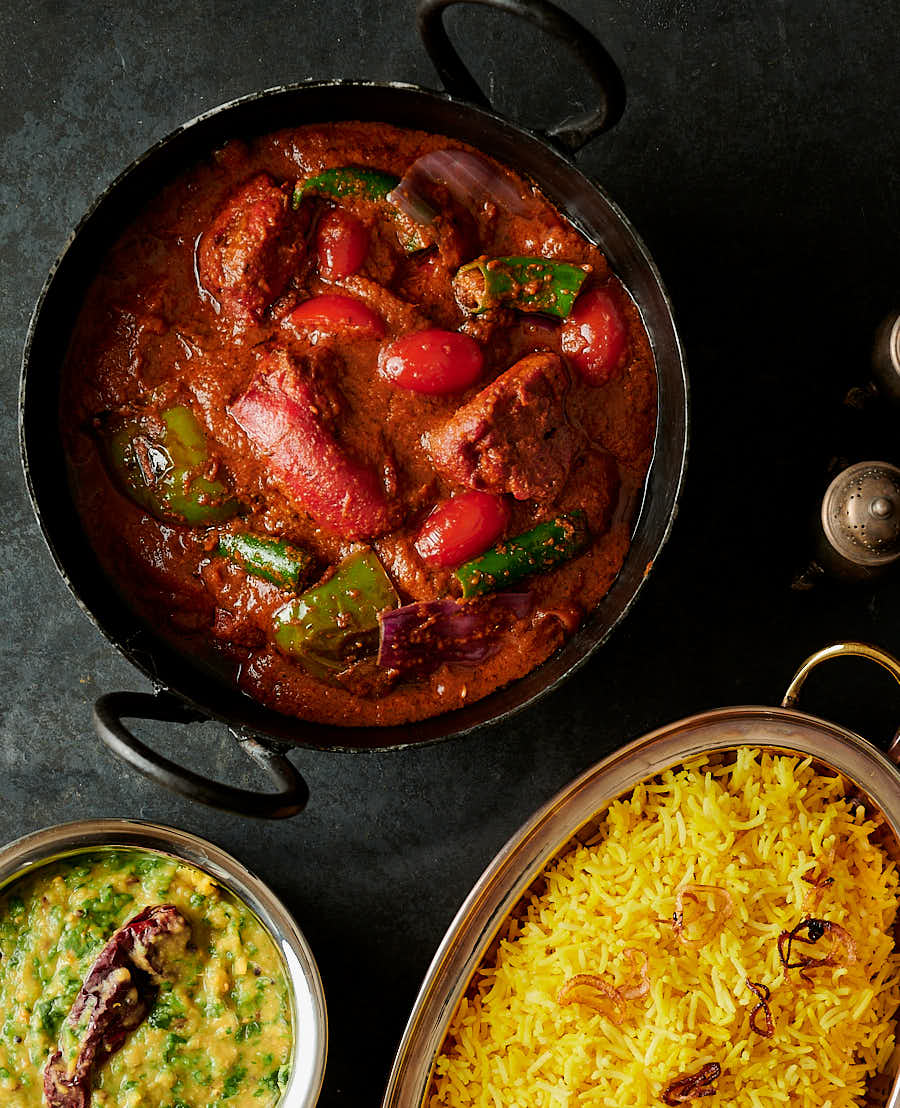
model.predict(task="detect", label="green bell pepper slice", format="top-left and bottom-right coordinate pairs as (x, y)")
top-left (217, 532), bottom-right (314, 590)
top-left (108, 405), bottom-right (239, 525)
top-left (455, 512), bottom-right (588, 598)
top-left (453, 256), bottom-right (589, 318)
top-left (292, 167), bottom-right (400, 207)
top-left (292, 166), bottom-right (430, 253)
top-left (273, 548), bottom-right (398, 677)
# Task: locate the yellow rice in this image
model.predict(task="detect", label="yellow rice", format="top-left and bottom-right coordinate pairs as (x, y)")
top-left (428, 748), bottom-right (900, 1107)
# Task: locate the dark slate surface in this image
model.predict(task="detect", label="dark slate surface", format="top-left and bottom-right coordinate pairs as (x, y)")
top-left (2, 1), bottom-right (899, 1104)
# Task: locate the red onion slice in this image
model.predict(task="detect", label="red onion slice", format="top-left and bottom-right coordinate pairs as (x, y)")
top-left (387, 149), bottom-right (532, 226)
top-left (377, 593), bottom-right (532, 673)
top-left (388, 184), bottom-right (437, 226)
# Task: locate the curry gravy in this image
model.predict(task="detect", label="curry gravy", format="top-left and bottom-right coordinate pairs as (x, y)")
top-left (62, 122), bottom-right (656, 726)
top-left (0, 850), bottom-right (292, 1107)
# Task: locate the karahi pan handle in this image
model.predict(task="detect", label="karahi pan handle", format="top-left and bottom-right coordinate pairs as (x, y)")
top-left (93, 691), bottom-right (309, 818)
top-left (417, 0), bottom-right (626, 152)
top-left (781, 641), bottom-right (900, 766)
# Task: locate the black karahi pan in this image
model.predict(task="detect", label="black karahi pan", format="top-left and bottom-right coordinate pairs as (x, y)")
top-left (19, 0), bottom-right (688, 817)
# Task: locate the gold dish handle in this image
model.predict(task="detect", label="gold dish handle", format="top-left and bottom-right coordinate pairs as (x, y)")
top-left (782, 641), bottom-right (900, 765)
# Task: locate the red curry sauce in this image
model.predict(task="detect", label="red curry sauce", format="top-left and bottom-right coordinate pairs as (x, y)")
top-left (62, 121), bottom-right (656, 727)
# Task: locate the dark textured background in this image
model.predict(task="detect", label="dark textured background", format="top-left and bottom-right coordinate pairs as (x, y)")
top-left (2, 1), bottom-right (900, 1104)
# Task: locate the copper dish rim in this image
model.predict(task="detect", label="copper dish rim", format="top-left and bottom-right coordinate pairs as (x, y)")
top-left (382, 642), bottom-right (900, 1108)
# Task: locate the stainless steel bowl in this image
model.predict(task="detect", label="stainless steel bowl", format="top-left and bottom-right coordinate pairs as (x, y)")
top-left (383, 642), bottom-right (900, 1108)
top-left (0, 818), bottom-right (327, 1107)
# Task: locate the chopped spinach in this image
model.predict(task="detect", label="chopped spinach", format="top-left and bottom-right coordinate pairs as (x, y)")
top-left (235, 1019), bottom-right (261, 1042)
top-left (149, 986), bottom-right (186, 1030)
top-left (222, 1065), bottom-right (247, 1098)
top-left (164, 1032), bottom-right (188, 1065)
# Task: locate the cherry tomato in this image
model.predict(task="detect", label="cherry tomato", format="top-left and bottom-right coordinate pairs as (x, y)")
top-left (286, 294), bottom-right (385, 339)
top-left (378, 329), bottom-right (483, 394)
top-left (414, 491), bottom-right (510, 568)
top-left (315, 208), bottom-right (368, 278)
top-left (561, 287), bottom-right (627, 385)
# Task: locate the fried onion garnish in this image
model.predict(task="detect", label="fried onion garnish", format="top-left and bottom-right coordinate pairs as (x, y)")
top-left (660, 1062), bottom-right (721, 1104)
top-left (671, 884), bottom-right (734, 947)
top-left (801, 871), bottom-right (835, 913)
top-left (557, 947), bottom-right (651, 1023)
top-left (619, 947), bottom-right (650, 1000)
top-left (777, 917), bottom-right (857, 985)
top-left (746, 978), bottom-right (774, 1038)
top-left (556, 973), bottom-right (625, 1023)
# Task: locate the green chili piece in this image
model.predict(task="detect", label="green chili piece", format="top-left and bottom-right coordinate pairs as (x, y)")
top-left (292, 166), bottom-right (400, 207)
top-left (390, 207), bottom-right (432, 253)
top-left (273, 548), bottom-right (398, 678)
top-left (455, 511), bottom-right (588, 598)
top-left (217, 532), bottom-right (313, 590)
top-left (107, 405), bottom-right (240, 526)
top-left (453, 255), bottom-right (589, 318)
top-left (292, 166), bottom-right (431, 253)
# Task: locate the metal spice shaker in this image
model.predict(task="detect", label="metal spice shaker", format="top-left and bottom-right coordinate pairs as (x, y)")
top-left (814, 460), bottom-right (900, 580)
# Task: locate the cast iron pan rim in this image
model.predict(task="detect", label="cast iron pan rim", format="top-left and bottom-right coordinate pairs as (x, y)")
top-left (19, 77), bottom-right (688, 755)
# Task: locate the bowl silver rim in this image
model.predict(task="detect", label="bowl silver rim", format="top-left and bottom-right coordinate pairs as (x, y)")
top-left (0, 817), bottom-right (327, 1108)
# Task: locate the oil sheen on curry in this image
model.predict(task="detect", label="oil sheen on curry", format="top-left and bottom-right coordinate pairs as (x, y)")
top-left (63, 121), bottom-right (657, 726)
top-left (0, 849), bottom-right (291, 1107)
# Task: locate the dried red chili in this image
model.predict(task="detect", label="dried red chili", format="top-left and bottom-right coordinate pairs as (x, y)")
top-left (746, 978), bottom-right (774, 1037)
top-left (43, 905), bottom-right (190, 1108)
top-left (660, 1062), bottom-right (721, 1104)
top-left (777, 917), bottom-right (857, 984)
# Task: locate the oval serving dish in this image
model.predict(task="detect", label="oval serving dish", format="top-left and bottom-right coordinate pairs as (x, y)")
top-left (0, 818), bottom-right (327, 1108)
top-left (383, 643), bottom-right (900, 1108)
